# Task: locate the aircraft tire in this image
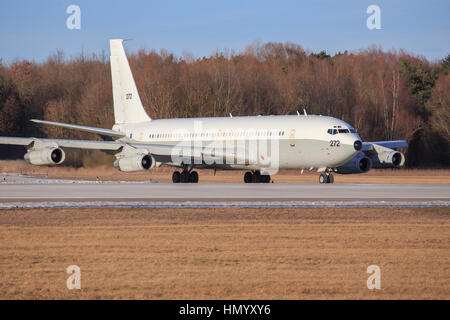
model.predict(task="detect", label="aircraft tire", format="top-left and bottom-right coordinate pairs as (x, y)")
top-left (328, 174), bottom-right (334, 184)
top-left (244, 172), bottom-right (253, 183)
top-left (180, 172), bottom-right (190, 183)
top-left (190, 171), bottom-right (199, 183)
top-left (172, 171), bottom-right (181, 183)
top-left (252, 171), bottom-right (261, 183)
top-left (319, 174), bottom-right (327, 184)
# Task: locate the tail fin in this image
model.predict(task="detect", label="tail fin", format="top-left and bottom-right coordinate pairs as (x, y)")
top-left (110, 39), bottom-right (151, 124)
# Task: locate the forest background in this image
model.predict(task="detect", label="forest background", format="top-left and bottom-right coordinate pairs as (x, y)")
top-left (0, 42), bottom-right (448, 167)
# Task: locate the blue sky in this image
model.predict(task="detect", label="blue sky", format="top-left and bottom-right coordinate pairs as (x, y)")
top-left (0, 0), bottom-right (449, 63)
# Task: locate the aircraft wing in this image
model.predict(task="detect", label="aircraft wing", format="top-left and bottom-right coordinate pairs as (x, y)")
top-left (362, 140), bottom-right (408, 152)
top-left (30, 119), bottom-right (126, 138)
top-left (0, 136), bottom-right (247, 165)
top-left (0, 136), bottom-right (124, 151)
top-left (0, 137), bottom-right (184, 154)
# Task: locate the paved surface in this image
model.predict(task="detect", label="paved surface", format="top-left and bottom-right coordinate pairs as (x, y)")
top-left (1, 200), bottom-right (448, 209)
top-left (1, 182), bottom-right (449, 202)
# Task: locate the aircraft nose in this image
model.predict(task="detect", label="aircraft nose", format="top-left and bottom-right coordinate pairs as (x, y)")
top-left (354, 140), bottom-right (362, 151)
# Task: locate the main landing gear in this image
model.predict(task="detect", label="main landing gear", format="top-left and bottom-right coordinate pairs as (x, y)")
top-left (172, 169), bottom-right (199, 183)
top-left (319, 171), bottom-right (334, 184)
top-left (244, 171), bottom-right (271, 183)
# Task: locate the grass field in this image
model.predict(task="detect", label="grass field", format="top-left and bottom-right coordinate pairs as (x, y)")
top-left (1, 160), bottom-right (449, 184)
top-left (0, 207), bottom-right (449, 299)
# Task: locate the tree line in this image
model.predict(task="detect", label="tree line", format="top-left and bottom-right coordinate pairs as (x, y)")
top-left (0, 42), bottom-right (448, 167)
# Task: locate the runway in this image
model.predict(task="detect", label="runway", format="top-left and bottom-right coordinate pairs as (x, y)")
top-left (0, 174), bottom-right (449, 208)
top-left (1, 182), bottom-right (450, 201)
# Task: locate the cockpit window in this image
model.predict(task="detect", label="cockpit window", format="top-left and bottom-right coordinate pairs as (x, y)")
top-left (327, 128), bottom-right (354, 134)
top-left (327, 129), bottom-right (338, 135)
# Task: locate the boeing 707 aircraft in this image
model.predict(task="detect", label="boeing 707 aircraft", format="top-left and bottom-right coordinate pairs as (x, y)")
top-left (0, 39), bottom-right (407, 183)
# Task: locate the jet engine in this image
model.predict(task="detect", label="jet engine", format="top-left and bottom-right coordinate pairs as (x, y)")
top-left (370, 151), bottom-right (405, 168)
top-left (336, 152), bottom-right (372, 174)
top-left (24, 147), bottom-right (65, 165)
top-left (113, 154), bottom-right (154, 172)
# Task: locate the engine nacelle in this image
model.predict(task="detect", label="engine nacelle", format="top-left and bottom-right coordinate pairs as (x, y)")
top-left (24, 148), bottom-right (65, 165)
top-left (336, 153), bottom-right (372, 174)
top-left (370, 151), bottom-right (405, 168)
top-left (113, 154), bottom-right (154, 172)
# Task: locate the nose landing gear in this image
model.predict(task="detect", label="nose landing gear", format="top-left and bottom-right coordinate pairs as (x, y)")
top-left (319, 171), bottom-right (334, 184)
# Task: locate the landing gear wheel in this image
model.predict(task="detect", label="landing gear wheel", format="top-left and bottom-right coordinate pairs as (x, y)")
top-left (180, 171), bottom-right (190, 183)
top-left (244, 172), bottom-right (253, 183)
top-left (327, 174), bottom-right (334, 184)
top-left (172, 171), bottom-right (181, 183)
top-left (319, 173), bottom-right (334, 184)
top-left (244, 171), bottom-right (271, 183)
top-left (251, 171), bottom-right (260, 183)
top-left (190, 171), bottom-right (199, 183)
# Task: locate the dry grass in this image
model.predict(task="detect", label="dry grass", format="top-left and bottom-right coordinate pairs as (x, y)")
top-left (1, 160), bottom-right (449, 184)
top-left (0, 207), bottom-right (449, 299)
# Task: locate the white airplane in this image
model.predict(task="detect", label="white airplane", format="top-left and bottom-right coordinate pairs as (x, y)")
top-left (0, 39), bottom-right (407, 184)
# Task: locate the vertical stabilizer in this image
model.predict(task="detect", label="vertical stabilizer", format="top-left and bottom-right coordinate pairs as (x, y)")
top-left (110, 39), bottom-right (151, 124)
